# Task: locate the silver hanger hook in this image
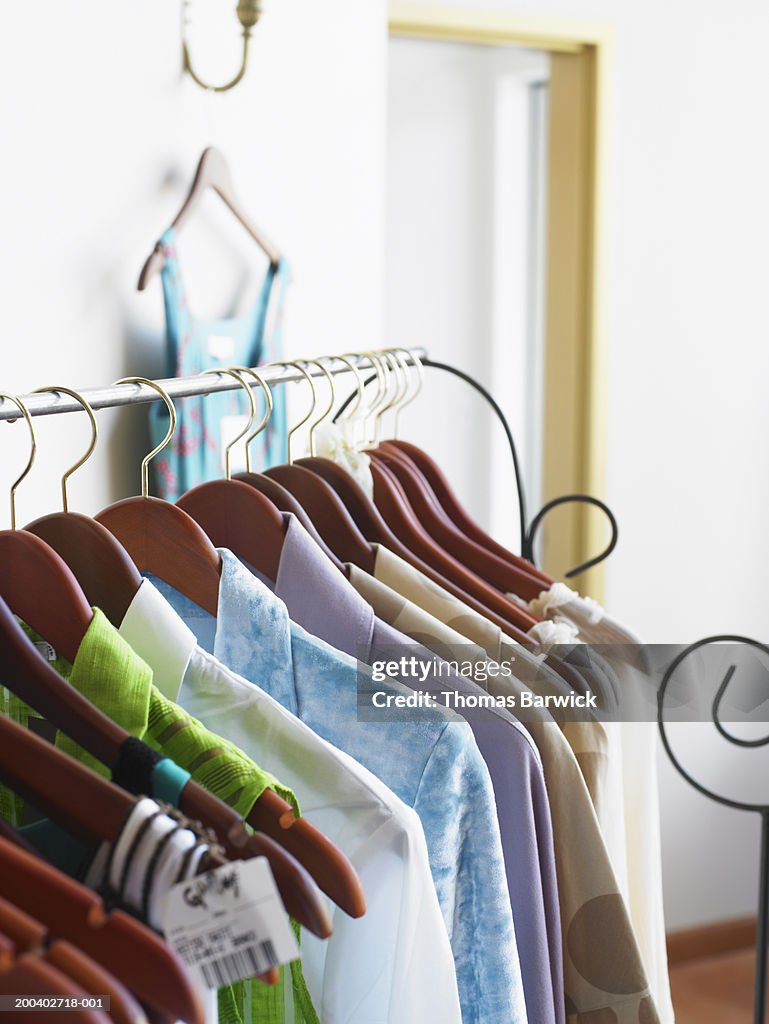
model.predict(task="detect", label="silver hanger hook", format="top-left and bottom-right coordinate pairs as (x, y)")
top-left (32, 386), bottom-right (97, 513)
top-left (0, 394), bottom-right (36, 530)
top-left (115, 377), bottom-right (177, 497)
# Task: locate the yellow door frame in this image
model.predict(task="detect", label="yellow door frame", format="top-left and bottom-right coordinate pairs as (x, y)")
top-left (389, 4), bottom-right (612, 599)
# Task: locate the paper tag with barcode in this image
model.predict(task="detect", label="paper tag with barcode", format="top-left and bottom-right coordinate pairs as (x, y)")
top-left (161, 858), bottom-right (299, 989)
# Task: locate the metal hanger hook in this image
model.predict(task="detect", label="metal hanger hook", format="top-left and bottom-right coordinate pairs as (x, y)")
top-left (381, 349), bottom-right (411, 436)
top-left (283, 361), bottom-right (317, 464)
top-left (114, 377), bottom-right (177, 498)
top-left (231, 366), bottom-right (274, 473)
top-left (0, 393), bottom-right (36, 530)
top-left (364, 351), bottom-right (391, 448)
top-left (31, 386), bottom-right (97, 513)
top-left (301, 360), bottom-right (336, 456)
top-left (332, 354), bottom-right (366, 448)
top-left (201, 368), bottom-right (256, 479)
top-left (393, 348), bottom-right (424, 437)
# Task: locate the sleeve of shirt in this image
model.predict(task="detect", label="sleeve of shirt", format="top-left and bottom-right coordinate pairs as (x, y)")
top-left (414, 722), bottom-right (529, 1024)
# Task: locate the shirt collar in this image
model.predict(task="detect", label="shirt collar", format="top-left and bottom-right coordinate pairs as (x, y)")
top-left (118, 580), bottom-right (197, 702)
top-left (270, 513), bottom-right (375, 660)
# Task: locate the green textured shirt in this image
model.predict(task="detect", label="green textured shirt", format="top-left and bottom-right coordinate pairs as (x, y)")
top-left (0, 609), bottom-right (319, 1024)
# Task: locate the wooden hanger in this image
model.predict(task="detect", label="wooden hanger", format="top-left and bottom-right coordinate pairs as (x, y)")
top-left (230, 366), bottom-right (346, 573)
top-left (138, 146), bottom-right (280, 291)
top-left (369, 459), bottom-right (538, 637)
top-left (95, 378), bottom-right (222, 617)
top-left (372, 444), bottom-right (546, 601)
top-left (21, 387), bottom-right (142, 627)
top-left (0, 836), bottom-right (204, 1024)
top-left (0, 394), bottom-right (93, 663)
top-left (0, 898), bottom-right (145, 1024)
top-left (386, 439), bottom-right (552, 587)
top-left (175, 369), bottom-right (286, 582)
top-left (0, 952), bottom-right (112, 1024)
top-left (0, 596), bottom-right (355, 928)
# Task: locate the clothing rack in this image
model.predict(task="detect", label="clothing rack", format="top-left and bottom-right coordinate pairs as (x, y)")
top-left (658, 638), bottom-right (769, 1024)
top-left (0, 349), bottom-right (426, 421)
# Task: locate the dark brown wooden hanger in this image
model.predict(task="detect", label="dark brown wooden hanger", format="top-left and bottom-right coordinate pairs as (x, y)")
top-left (0, 530), bottom-right (93, 664)
top-left (0, 897), bottom-right (144, 1024)
top-left (138, 146), bottom-right (280, 291)
top-left (234, 470), bottom-right (346, 573)
top-left (386, 439), bottom-right (552, 586)
top-left (371, 444), bottom-right (545, 601)
top-left (0, 836), bottom-right (204, 1024)
top-left (22, 386), bottom-right (143, 627)
top-left (265, 463), bottom-right (375, 571)
top-left (0, 951), bottom-right (112, 1024)
top-left (0, 596), bottom-right (356, 928)
top-left (369, 459), bottom-right (538, 637)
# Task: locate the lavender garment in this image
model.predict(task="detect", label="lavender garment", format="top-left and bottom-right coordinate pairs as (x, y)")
top-left (252, 513), bottom-right (564, 1024)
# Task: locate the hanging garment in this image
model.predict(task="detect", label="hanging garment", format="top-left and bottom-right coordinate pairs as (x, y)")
top-left (117, 578), bottom-right (462, 1024)
top-left (246, 510), bottom-right (563, 1024)
top-left (0, 610), bottom-right (315, 1024)
top-left (145, 551), bottom-right (526, 1024)
top-left (148, 227), bottom-right (288, 501)
top-left (346, 554), bottom-right (661, 1024)
top-left (523, 583), bottom-right (674, 1024)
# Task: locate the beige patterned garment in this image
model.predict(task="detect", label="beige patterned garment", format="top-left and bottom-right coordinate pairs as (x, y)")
top-left (523, 584), bottom-right (674, 1024)
top-left (347, 551), bottom-right (660, 1024)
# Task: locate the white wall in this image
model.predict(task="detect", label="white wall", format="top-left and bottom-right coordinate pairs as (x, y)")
top-left (0, 0), bottom-right (386, 523)
top-left (398, 0), bottom-right (769, 931)
top-left (2, 0), bottom-right (767, 933)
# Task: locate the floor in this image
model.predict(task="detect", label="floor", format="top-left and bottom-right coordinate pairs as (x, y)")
top-left (671, 950), bottom-right (759, 1023)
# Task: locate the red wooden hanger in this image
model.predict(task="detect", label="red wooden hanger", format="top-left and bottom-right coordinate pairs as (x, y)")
top-left (230, 366), bottom-right (346, 573)
top-left (369, 459), bottom-right (538, 638)
top-left (0, 951), bottom-right (112, 1024)
top-left (22, 386), bottom-right (142, 627)
top-left (0, 836), bottom-right (204, 1024)
top-left (0, 899), bottom-right (145, 1024)
top-left (386, 439), bottom-right (552, 587)
top-left (95, 377), bottom-right (222, 618)
top-left (0, 596), bottom-right (358, 926)
top-left (371, 444), bottom-right (545, 601)
top-left (174, 370), bottom-right (286, 582)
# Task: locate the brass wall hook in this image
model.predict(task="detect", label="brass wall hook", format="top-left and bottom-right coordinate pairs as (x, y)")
top-left (182, 0), bottom-right (262, 93)
top-left (0, 394), bottom-right (36, 530)
top-left (32, 386), bottom-right (97, 514)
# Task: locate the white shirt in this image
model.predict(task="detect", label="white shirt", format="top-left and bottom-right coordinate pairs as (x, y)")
top-left (119, 578), bottom-right (462, 1024)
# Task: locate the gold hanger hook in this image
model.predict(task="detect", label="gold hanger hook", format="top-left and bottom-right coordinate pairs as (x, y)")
top-left (31, 386), bottom-right (97, 513)
top-left (284, 361), bottom-right (317, 464)
top-left (114, 377), bottom-right (177, 497)
top-left (369, 351), bottom-right (393, 446)
top-left (0, 394), bottom-right (36, 530)
top-left (335, 354), bottom-right (365, 423)
top-left (377, 350), bottom-right (408, 432)
top-left (201, 368), bottom-right (256, 479)
top-left (361, 351), bottom-right (386, 447)
top-left (301, 360), bottom-right (336, 456)
top-left (394, 348), bottom-right (424, 437)
top-left (231, 366), bottom-right (274, 474)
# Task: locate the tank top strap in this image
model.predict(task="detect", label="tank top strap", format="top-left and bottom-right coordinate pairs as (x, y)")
top-left (157, 227), bottom-right (193, 353)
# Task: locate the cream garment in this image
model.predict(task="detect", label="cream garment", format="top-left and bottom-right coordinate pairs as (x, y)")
top-left (347, 560), bottom-right (660, 1024)
top-left (526, 583), bottom-right (674, 1024)
top-left (119, 579), bottom-right (462, 1024)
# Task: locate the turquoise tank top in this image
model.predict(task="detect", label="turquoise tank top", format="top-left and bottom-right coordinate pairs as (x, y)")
top-left (149, 227), bottom-right (288, 501)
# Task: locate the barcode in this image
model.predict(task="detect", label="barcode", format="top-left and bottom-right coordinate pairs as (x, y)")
top-left (200, 941), bottom-right (278, 988)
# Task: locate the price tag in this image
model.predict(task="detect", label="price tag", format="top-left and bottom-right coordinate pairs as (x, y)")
top-left (161, 858), bottom-right (299, 989)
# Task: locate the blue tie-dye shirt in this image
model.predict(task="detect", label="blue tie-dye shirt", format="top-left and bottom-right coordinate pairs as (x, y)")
top-left (149, 549), bottom-right (527, 1024)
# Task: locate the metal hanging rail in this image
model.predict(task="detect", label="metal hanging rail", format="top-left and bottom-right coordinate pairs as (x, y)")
top-left (0, 349), bottom-right (427, 422)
